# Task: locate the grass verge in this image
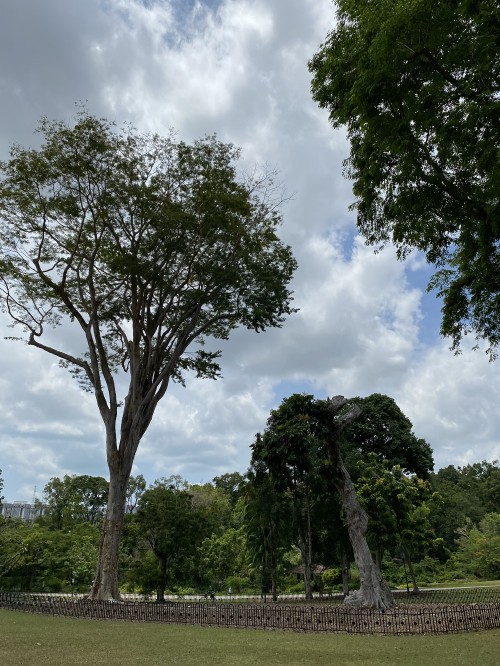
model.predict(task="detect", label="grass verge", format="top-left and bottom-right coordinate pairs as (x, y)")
top-left (1, 609), bottom-right (500, 666)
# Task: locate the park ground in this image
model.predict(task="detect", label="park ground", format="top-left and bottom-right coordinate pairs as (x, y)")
top-left (1, 609), bottom-right (500, 666)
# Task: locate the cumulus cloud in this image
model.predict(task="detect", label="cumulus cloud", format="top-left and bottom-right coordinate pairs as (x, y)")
top-left (0, 0), bottom-right (498, 499)
top-left (397, 344), bottom-right (500, 470)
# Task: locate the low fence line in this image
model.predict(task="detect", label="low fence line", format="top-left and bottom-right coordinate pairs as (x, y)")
top-left (1, 592), bottom-right (500, 634)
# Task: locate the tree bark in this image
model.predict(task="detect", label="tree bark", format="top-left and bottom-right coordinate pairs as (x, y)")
top-left (324, 398), bottom-right (394, 610)
top-left (329, 445), bottom-right (394, 609)
top-left (89, 447), bottom-right (131, 601)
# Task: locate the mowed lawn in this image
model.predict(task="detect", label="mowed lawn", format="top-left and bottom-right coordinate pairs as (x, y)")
top-left (1, 609), bottom-right (500, 666)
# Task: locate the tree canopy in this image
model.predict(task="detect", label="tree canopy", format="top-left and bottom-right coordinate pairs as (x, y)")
top-left (343, 394), bottom-right (434, 479)
top-left (0, 112), bottom-right (297, 599)
top-left (309, 0), bottom-right (500, 355)
top-left (252, 393), bottom-right (394, 609)
top-left (43, 475), bottom-right (109, 530)
top-left (135, 482), bottom-right (203, 602)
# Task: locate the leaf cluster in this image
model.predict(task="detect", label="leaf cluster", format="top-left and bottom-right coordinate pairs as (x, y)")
top-left (0, 112), bottom-right (297, 418)
top-left (310, 0), bottom-right (500, 354)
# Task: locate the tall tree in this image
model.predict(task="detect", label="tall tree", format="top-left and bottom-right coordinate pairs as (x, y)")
top-left (429, 461), bottom-right (500, 554)
top-left (251, 394), bottom-right (328, 601)
top-left (243, 461), bottom-right (292, 601)
top-left (43, 475), bottom-right (109, 529)
top-left (355, 454), bottom-right (439, 590)
top-left (213, 472), bottom-right (246, 509)
top-left (0, 112), bottom-right (297, 599)
top-left (135, 482), bottom-right (202, 602)
top-left (310, 0), bottom-right (499, 355)
top-left (253, 393), bottom-right (394, 609)
top-left (125, 474), bottom-right (146, 514)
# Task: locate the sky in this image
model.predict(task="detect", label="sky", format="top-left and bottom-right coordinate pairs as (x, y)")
top-left (1, 0), bottom-right (499, 502)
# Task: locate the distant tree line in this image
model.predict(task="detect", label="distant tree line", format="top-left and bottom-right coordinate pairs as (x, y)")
top-left (1, 395), bottom-right (498, 597)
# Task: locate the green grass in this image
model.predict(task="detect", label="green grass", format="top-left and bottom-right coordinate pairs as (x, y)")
top-left (1, 610), bottom-right (500, 666)
top-left (419, 580), bottom-right (500, 589)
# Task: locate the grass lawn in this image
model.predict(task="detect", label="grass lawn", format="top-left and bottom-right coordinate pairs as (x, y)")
top-left (1, 610), bottom-right (500, 666)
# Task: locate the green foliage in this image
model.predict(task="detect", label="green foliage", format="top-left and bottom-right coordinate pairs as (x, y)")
top-left (189, 483), bottom-right (233, 535)
top-left (198, 527), bottom-right (248, 587)
top-left (0, 519), bottom-right (99, 592)
top-left (310, 0), bottom-right (500, 355)
top-left (3, 457), bottom-right (500, 594)
top-left (213, 472), bottom-right (246, 508)
top-left (429, 460), bottom-right (500, 555)
top-left (124, 551), bottom-right (160, 596)
top-left (125, 475), bottom-right (146, 514)
top-left (134, 482), bottom-right (204, 598)
top-left (242, 461), bottom-right (293, 595)
top-left (42, 475), bottom-right (109, 529)
top-left (0, 517), bottom-right (29, 582)
top-left (343, 394), bottom-right (434, 478)
top-left (355, 454), bottom-right (439, 565)
top-left (225, 575), bottom-right (251, 594)
top-left (453, 513), bottom-right (500, 579)
top-left (321, 567), bottom-right (342, 589)
top-left (0, 111), bottom-right (297, 391)
top-left (410, 556), bottom-right (447, 585)
top-left (0, 469), bottom-right (3, 509)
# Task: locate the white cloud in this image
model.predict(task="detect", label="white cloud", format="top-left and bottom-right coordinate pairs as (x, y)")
top-left (0, 0), bottom-right (498, 500)
top-left (397, 343), bottom-right (500, 469)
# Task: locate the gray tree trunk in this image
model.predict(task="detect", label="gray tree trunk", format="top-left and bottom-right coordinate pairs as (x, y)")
top-left (89, 420), bottom-right (138, 601)
top-left (325, 398), bottom-right (394, 610)
top-left (90, 463), bottom-right (128, 600)
top-left (332, 448), bottom-right (394, 609)
top-left (89, 384), bottom-right (150, 601)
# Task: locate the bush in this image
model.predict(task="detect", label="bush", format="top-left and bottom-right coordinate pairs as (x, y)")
top-left (283, 581), bottom-right (305, 594)
top-left (321, 568), bottom-right (341, 590)
top-left (225, 575), bottom-right (251, 594)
